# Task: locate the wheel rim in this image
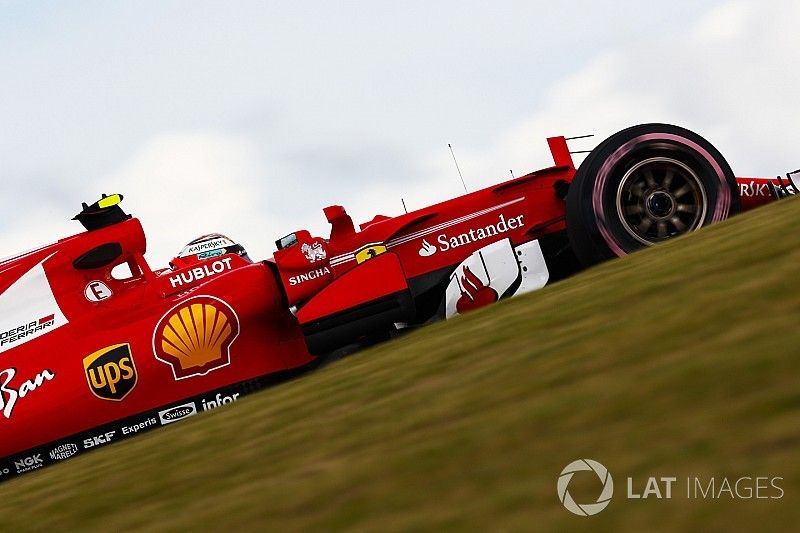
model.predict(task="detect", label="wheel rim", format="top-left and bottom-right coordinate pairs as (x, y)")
top-left (615, 157), bottom-right (707, 246)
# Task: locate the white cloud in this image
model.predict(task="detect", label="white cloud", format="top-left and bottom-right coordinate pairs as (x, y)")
top-left (93, 131), bottom-right (280, 266)
top-left (66, 122), bottom-right (525, 271)
top-left (1, 0), bottom-right (797, 268)
top-left (692, 1), bottom-right (750, 43)
top-left (443, 0), bottom-right (800, 190)
top-left (88, 132), bottom-right (460, 268)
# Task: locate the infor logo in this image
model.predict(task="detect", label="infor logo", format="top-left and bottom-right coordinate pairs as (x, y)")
top-left (557, 459), bottom-right (614, 516)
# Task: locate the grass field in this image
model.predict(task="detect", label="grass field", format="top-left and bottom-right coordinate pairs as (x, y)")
top-left (2, 198), bottom-right (800, 531)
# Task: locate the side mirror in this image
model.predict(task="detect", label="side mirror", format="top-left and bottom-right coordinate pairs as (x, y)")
top-left (275, 233), bottom-right (299, 251)
top-left (73, 243), bottom-right (123, 270)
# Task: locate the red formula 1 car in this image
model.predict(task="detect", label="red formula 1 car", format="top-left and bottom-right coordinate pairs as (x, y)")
top-left (1, 123), bottom-right (796, 479)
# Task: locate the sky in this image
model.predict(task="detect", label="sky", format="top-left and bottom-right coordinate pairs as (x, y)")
top-left (1, 0), bottom-right (798, 266)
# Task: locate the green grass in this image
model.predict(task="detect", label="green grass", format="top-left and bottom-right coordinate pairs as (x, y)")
top-left (3, 198), bottom-right (800, 531)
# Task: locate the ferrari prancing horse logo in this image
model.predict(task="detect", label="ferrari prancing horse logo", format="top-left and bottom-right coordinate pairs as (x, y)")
top-left (355, 243), bottom-right (387, 264)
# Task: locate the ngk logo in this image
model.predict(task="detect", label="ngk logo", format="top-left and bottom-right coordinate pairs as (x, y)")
top-left (83, 431), bottom-right (116, 449)
top-left (14, 453), bottom-right (43, 473)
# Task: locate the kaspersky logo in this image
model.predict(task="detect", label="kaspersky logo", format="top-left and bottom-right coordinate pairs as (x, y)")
top-left (557, 459), bottom-right (614, 516)
top-left (83, 344), bottom-right (138, 401)
top-left (153, 295), bottom-right (240, 380)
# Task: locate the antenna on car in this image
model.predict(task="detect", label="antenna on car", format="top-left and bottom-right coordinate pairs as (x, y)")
top-left (401, 198), bottom-right (408, 214)
top-left (510, 170), bottom-right (515, 179)
top-left (448, 143), bottom-right (468, 194)
top-left (565, 134), bottom-right (595, 155)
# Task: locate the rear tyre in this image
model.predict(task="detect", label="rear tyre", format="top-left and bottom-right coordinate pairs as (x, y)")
top-left (566, 123), bottom-right (740, 267)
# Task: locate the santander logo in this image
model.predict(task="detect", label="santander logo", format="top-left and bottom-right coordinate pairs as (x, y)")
top-left (418, 240), bottom-right (437, 257)
top-left (417, 214), bottom-right (525, 258)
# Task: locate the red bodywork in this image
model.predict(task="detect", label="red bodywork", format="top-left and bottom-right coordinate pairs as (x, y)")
top-left (0, 136), bottom-right (782, 477)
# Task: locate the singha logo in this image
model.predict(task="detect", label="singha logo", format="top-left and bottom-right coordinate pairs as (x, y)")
top-left (301, 242), bottom-right (327, 263)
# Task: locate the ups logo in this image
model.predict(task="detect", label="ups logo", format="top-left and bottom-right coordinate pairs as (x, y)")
top-left (83, 344), bottom-right (138, 401)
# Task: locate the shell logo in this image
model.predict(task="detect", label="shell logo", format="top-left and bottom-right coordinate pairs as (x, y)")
top-left (153, 295), bottom-right (240, 380)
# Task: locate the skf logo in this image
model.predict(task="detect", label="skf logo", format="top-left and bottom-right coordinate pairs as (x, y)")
top-left (83, 431), bottom-right (116, 449)
top-left (355, 243), bottom-right (387, 264)
top-left (83, 344), bottom-right (138, 401)
top-left (153, 296), bottom-right (240, 380)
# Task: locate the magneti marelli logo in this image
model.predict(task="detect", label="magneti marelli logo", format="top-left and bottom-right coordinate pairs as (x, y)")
top-left (557, 459), bottom-right (614, 516)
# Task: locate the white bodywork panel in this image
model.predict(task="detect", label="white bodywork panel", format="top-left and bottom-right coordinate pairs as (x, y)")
top-left (445, 238), bottom-right (549, 319)
top-left (513, 239), bottom-right (550, 295)
top-left (0, 255), bottom-right (68, 354)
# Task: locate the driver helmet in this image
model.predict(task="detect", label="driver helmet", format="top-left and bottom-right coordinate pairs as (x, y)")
top-left (169, 233), bottom-right (251, 270)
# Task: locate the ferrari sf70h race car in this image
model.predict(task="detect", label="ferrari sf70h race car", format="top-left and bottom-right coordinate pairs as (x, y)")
top-left (1, 123), bottom-right (796, 480)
